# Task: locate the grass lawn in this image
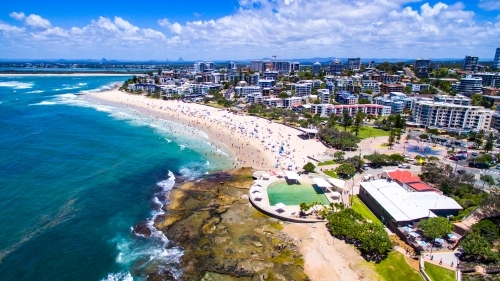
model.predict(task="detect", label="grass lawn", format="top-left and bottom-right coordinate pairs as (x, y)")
top-left (318, 160), bottom-right (336, 166)
top-left (323, 170), bottom-right (338, 178)
top-left (267, 181), bottom-right (330, 206)
top-left (375, 252), bottom-right (423, 281)
top-left (424, 262), bottom-right (455, 281)
top-left (351, 196), bottom-right (382, 224)
top-left (334, 125), bottom-right (390, 139)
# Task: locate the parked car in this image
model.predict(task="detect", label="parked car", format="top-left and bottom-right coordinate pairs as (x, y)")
top-left (457, 170), bottom-right (466, 175)
top-left (363, 164), bottom-right (370, 170)
top-left (471, 152), bottom-right (479, 157)
top-left (497, 164), bottom-right (500, 170)
top-left (449, 156), bottom-right (459, 161)
top-left (398, 164), bottom-right (411, 169)
top-left (469, 162), bottom-right (490, 169)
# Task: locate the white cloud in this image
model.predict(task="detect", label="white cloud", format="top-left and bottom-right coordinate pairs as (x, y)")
top-left (479, 0), bottom-right (500, 11)
top-left (0, 1), bottom-right (499, 60)
top-left (0, 23), bottom-right (25, 33)
top-left (9, 12), bottom-right (25, 21)
top-left (158, 19), bottom-right (183, 34)
top-left (25, 14), bottom-right (52, 29)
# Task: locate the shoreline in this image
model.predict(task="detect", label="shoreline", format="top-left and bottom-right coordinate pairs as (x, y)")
top-left (83, 89), bottom-right (327, 171)
top-left (82, 89), bottom-right (371, 281)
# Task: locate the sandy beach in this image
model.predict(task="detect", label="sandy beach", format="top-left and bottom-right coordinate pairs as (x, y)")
top-left (85, 89), bottom-right (327, 171)
top-left (85, 89), bottom-right (369, 280)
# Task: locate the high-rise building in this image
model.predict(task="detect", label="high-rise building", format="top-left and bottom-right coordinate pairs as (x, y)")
top-left (463, 55), bottom-right (479, 72)
top-left (347, 58), bottom-right (361, 70)
top-left (228, 61), bottom-right (236, 71)
top-left (313, 62), bottom-right (321, 75)
top-left (457, 76), bottom-right (482, 96)
top-left (493, 47), bottom-right (500, 70)
top-left (251, 60), bottom-right (264, 73)
top-left (290, 62), bottom-right (300, 72)
top-left (414, 58), bottom-right (430, 78)
top-left (329, 59), bottom-right (343, 74)
top-left (274, 61), bottom-right (290, 74)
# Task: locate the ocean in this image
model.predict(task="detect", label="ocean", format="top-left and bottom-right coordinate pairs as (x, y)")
top-left (0, 75), bottom-right (233, 280)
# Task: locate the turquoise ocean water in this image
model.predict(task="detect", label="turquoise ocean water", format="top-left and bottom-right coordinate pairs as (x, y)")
top-left (0, 76), bottom-right (232, 280)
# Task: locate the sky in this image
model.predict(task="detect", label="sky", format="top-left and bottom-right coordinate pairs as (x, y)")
top-left (0, 0), bottom-right (499, 61)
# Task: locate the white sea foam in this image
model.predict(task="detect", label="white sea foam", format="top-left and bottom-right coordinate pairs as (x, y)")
top-left (179, 144), bottom-right (186, 150)
top-left (0, 81), bottom-right (34, 89)
top-left (29, 101), bottom-right (57, 106)
top-left (178, 167), bottom-right (203, 181)
top-left (101, 272), bottom-right (133, 281)
top-left (26, 90), bottom-right (44, 94)
top-left (78, 82), bottom-right (87, 86)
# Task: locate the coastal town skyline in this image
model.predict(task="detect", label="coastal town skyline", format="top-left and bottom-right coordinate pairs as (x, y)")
top-left (1, 0), bottom-right (500, 60)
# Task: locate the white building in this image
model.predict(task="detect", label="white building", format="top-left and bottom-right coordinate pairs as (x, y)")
top-left (235, 86), bottom-right (261, 98)
top-left (457, 76), bottom-right (483, 96)
top-left (317, 89), bottom-right (331, 104)
top-left (263, 98), bottom-right (284, 108)
top-left (294, 82), bottom-right (312, 97)
top-left (362, 80), bottom-right (380, 94)
top-left (412, 101), bottom-right (494, 132)
top-left (309, 104), bottom-right (391, 117)
top-left (283, 97), bottom-right (302, 109)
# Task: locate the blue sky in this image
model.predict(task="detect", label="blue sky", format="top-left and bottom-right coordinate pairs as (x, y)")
top-left (0, 0), bottom-right (499, 60)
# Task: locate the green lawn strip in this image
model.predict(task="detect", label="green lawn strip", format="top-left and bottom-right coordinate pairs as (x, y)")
top-left (424, 262), bottom-right (455, 281)
top-left (334, 125), bottom-right (390, 139)
top-left (323, 170), bottom-right (338, 178)
top-left (351, 196), bottom-right (382, 224)
top-left (374, 252), bottom-right (423, 281)
top-left (318, 160), bottom-right (336, 166)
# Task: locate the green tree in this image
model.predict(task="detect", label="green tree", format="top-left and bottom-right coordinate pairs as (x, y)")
top-left (341, 109), bottom-right (353, 131)
top-left (352, 110), bottom-right (366, 136)
top-left (303, 162), bottom-right (316, 173)
top-left (358, 223), bottom-right (393, 261)
top-left (471, 93), bottom-right (484, 106)
top-left (461, 232), bottom-right (498, 262)
top-left (471, 219), bottom-right (499, 244)
top-left (484, 132), bottom-right (495, 153)
top-left (336, 163), bottom-right (356, 179)
top-left (334, 151), bottom-right (346, 162)
top-left (418, 217), bottom-right (453, 253)
top-left (388, 129), bottom-right (396, 146)
top-left (419, 133), bottom-right (429, 140)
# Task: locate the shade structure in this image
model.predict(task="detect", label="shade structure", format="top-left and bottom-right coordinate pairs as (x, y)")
top-left (285, 171), bottom-right (300, 181)
top-left (262, 173), bottom-right (270, 179)
top-left (313, 178), bottom-right (332, 190)
top-left (275, 202), bottom-right (286, 208)
top-left (330, 191), bottom-right (341, 198)
top-left (328, 178), bottom-right (346, 190)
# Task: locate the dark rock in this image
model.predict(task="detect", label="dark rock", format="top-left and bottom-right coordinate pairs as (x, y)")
top-left (146, 270), bottom-right (176, 281)
top-left (133, 221), bottom-right (152, 238)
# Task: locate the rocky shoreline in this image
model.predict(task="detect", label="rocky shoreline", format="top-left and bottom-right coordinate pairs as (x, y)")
top-left (149, 167), bottom-right (309, 281)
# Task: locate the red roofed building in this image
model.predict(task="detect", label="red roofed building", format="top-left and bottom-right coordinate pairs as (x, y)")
top-left (382, 169), bottom-right (440, 193)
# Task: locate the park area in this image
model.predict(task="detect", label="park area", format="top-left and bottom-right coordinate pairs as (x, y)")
top-left (374, 252), bottom-right (423, 281)
top-left (335, 125), bottom-right (390, 139)
top-left (352, 196), bottom-right (382, 224)
top-left (267, 181), bottom-right (330, 206)
top-left (424, 262), bottom-right (455, 281)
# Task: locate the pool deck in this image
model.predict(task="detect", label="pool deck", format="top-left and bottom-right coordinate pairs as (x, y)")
top-left (248, 173), bottom-right (342, 223)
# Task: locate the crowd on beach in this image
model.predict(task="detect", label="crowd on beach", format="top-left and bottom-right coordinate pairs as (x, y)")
top-left (94, 90), bottom-right (326, 172)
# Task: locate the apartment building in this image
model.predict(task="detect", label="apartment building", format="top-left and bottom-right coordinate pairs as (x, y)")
top-left (361, 80), bottom-right (380, 94)
top-left (457, 76), bottom-right (483, 96)
top-left (463, 56), bottom-right (479, 72)
top-left (472, 72), bottom-right (500, 88)
top-left (247, 93), bottom-right (263, 104)
top-left (411, 101), bottom-right (494, 132)
top-left (317, 89), bottom-right (331, 104)
top-left (381, 83), bottom-right (404, 94)
top-left (313, 62), bottom-right (321, 75)
top-left (494, 47), bottom-right (500, 70)
top-left (309, 104), bottom-right (391, 117)
top-left (263, 98), bottom-right (284, 108)
top-left (234, 86), bottom-right (261, 98)
top-left (329, 59), bottom-right (343, 74)
top-left (433, 94), bottom-right (470, 106)
top-left (414, 58), bottom-right (431, 78)
top-left (294, 82), bottom-right (312, 96)
top-left (347, 58), bottom-right (361, 70)
top-left (283, 97), bottom-right (302, 109)
top-left (335, 91), bottom-right (358, 105)
top-left (251, 60), bottom-right (264, 73)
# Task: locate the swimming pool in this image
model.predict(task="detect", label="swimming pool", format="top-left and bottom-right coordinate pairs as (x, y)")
top-left (267, 181), bottom-right (330, 206)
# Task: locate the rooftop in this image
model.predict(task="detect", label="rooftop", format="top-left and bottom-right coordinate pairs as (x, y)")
top-left (387, 169), bottom-right (420, 183)
top-left (360, 179), bottom-right (462, 222)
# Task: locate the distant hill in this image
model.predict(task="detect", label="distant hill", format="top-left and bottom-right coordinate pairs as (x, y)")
top-left (177, 57), bottom-right (185, 62)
